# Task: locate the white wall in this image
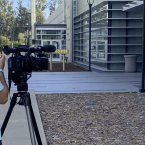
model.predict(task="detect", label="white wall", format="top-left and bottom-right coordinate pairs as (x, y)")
top-left (77, 0), bottom-right (136, 16)
top-left (77, 0), bottom-right (102, 15)
top-left (43, 0), bottom-right (73, 62)
top-left (44, 2), bottom-right (65, 24)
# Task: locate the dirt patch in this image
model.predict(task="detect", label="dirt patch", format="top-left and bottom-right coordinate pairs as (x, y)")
top-left (33, 62), bottom-right (88, 72)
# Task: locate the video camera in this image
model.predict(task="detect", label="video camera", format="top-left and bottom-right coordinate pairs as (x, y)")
top-left (4, 45), bottom-right (56, 72)
top-left (4, 45), bottom-right (56, 91)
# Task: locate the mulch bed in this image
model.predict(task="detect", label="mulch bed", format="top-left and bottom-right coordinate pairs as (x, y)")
top-left (33, 62), bottom-right (88, 72)
top-left (36, 92), bottom-right (145, 145)
top-left (35, 63), bottom-right (145, 144)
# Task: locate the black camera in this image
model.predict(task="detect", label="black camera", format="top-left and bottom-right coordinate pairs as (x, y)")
top-left (8, 51), bottom-right (48, 72)
top-left (4, 45), bottom-right (56, 91)
top-left (4, 45), bottom-right (56, 72)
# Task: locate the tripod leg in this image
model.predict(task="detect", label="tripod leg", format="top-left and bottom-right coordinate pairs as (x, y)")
top-left (1, 93), bottom-right (17, 136)
top-left (29, 97), bottom-right (43, 145)
top-left (23, 93), bottom-right (36, 145)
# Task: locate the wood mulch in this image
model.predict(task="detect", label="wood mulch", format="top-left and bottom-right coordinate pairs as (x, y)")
top-left (33, 62), bottom-right (88, 72)
top-left (35, 63), bottom-right (145, 145)
top-left (36, 92), bottom-right (145, 145)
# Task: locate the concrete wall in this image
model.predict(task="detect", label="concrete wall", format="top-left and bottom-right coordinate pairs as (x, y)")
top-left (43, 0), bottom-right (73, 62)
top-left (66, 0), bottom-right (73, 62)
top-left (77, 0), bottom-right (136, 16)
top-left (44, 2), bottom-right (65, 24)
top-left (77, 0), bottom-right (102, 15)
top-left (31, 0), bottom-right (36, 41)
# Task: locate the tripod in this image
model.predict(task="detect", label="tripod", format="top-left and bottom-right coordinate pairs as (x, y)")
top-left (1, 81), bottom-right (42, 145)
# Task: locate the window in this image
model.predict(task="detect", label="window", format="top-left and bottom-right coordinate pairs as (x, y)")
top-left (42, 30), bottom-right (61, 34)
top-left (37, 30), bottom-right (41, 34)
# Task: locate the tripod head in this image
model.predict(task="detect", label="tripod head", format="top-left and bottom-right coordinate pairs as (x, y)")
top-left (10, 72), bottom-right (31, 92)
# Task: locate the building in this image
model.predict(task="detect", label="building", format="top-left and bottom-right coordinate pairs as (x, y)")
top-left (35, 0), bottom-right (143, 71)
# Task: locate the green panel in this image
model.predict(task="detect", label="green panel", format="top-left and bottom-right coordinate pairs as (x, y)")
top-left (127, 46), bottom-right (142, 53)
top-left (127, 19), bottom-right (143, 27)
top-left (112, 11), bottom-right (126, 18)
top-left (137, 54), bottom-right (142, 61)
top-left (111, 29), bottom-right (126, 35)
top-left (137, 63), bottom-right (142, 71)
top-left (127, 28), bottom-right (143, 35)
top-left (111, 19), bottom-right (126, 27)
top-left (110, 54), bottom-right (125, 61)
top-left (112, 2), bottom-right (126, 9)
top-left (110, 46), bottom-right (126, 53)
top-left (109, 63), bottom-right (124, 70)
top-left (128, 12), bottom-right (143, 18)
top-left (127, 37), bottom-right (142, 44)
top-left (111, 37), bottom-right (126, 44)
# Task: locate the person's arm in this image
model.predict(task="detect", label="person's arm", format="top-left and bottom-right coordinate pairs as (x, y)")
top-left (0, 52), bottom-right (8, 104)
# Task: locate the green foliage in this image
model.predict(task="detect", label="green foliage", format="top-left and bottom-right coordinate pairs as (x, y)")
top-left (18, 33), bottom-right (25, 45)
top-left (28, 0), bottom-right (46, 24)
top-left (0, 0), bottom-right (15, 37)
top-left (13, 41), bottom-right (21, 48)
top-left (58, 0), bottom-right (63, 5)
top-left (0, 35), bottom-right (21, 49)
top-left (48, 0), bottom-right (57, 15)
top-left (1, 36), bottom-right (10, 47)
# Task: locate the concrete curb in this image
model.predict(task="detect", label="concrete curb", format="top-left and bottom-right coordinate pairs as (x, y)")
top-left (0, 89), bottom-right (47, 145)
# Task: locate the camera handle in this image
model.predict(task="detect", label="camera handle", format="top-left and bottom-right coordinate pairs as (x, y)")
top-left (1, 92), bottom-right (42, 145)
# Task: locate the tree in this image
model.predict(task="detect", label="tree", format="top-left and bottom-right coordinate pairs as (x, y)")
top-left (0, 0), bottom-right (15, 37)
top-left (49, 0), bottom-right (57, 15)
top-left (58, 0), bottom-right (63, 5)
top-left (18, 33), bottom-right (25, 45)
top-left (15, 0), bottom-right (29, 34)
top-left (36, 0), bottom-right (46, 24)
top-left (28, 0), bottom-right (46, 24)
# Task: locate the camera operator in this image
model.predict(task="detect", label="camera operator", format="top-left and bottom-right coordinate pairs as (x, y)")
top-left (0, 51), bottom-right (8, 145)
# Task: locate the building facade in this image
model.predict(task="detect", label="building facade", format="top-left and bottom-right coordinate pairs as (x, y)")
top-left (35, 24), bottom-right (66, 61)
top-left (37, 0), bottom-right (143, 71)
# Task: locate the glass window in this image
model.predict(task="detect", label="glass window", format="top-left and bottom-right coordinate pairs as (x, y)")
top-left (42, 35), bottom-right (61, 40)
top-left (37, 30), bottom-right (41, 34)
top-left (62, 35), bottom-right (66, 39)
top-left (61, 30), bottom-right (66, 34)
top-left (37, 35), bottom-right (41, 39)
top-left (74, 1), bottom-right (76, 6)
top-left (62, 41), bottom-right (66, 45)
top-left (35, 40), bottom-right (41, 45)
top-left (42, 30), bottom-right (61, 34)
top-left (61, 46), bottom-right (66, 49)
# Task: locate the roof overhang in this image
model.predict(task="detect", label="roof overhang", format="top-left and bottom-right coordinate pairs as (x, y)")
top-left (122, 0), bottom-right (143, 12)
top-left (35, 24), bottom-right (67, 29)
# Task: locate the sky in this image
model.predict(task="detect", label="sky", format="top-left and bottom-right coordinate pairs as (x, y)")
top-left (9, 0), bottom-right (50, 19)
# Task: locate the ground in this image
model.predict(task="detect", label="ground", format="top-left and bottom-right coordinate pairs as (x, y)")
top-left (36, 92), bottom-right (145, 145)
top-left (33, 62), bottom-right (88, 72)
top-left (35, 63), bottom-right (145, 145)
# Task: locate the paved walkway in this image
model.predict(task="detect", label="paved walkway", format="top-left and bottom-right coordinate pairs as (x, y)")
top-left (0, 90), bottom-right (47, 145)
top-left (0, 55), bottom-right (143, 144)
top-left (9, 71), bottom-right (142, 94)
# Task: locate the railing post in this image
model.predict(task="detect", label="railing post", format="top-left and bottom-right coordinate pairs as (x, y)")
top-left (50, 53), bottom-right (52, 71)
top-left (63, 54), bottom-right (65, 71)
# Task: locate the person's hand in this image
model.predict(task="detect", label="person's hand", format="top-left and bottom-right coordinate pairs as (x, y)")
top-left (0, 51), bottom-right (5, 70)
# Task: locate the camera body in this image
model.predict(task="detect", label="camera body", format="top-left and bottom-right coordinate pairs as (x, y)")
top-left (4, 45), bottom-right (56, 92)
top-left (8, 54), bottom-right (48, 73)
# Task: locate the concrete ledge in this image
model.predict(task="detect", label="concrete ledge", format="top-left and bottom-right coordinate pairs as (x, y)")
top-left (0, 89), bottom-right (47, 145)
